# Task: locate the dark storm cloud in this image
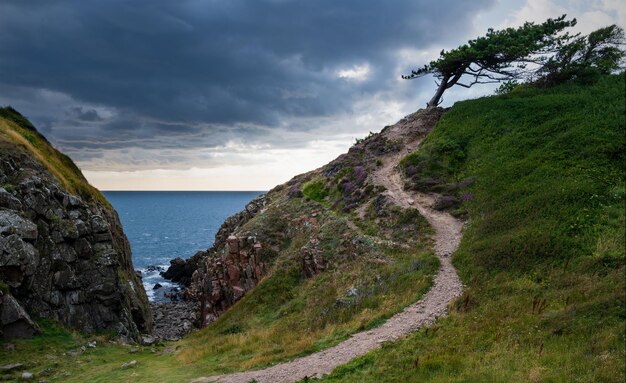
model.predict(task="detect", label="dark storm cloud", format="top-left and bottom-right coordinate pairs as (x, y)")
top-left (0, 0), bottom-right (494, 168)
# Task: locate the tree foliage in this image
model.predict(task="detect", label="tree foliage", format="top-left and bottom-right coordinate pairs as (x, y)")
top-left (535, 24), bottom-right (625, 86)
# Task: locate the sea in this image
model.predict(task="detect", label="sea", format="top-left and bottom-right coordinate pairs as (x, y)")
top-left (103, 191), bottom-right (264, 302)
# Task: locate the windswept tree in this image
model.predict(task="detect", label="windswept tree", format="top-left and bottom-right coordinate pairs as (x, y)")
top-left (403, 15), bottom-right (577, 107)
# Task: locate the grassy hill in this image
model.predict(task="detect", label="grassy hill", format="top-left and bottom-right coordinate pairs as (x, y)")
top-left (317, 74), bottom-right (625, 382)
top-left (0, 107), bottom-right (110, 207)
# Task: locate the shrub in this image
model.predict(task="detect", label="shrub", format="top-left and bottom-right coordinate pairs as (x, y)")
top-left (302, 179), bottom-right (328, 202)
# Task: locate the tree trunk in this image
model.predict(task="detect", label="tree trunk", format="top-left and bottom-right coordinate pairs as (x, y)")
top-left (427, 76), bottom-right (449, 107)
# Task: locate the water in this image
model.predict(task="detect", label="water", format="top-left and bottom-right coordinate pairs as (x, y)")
top-left (103, 191), bottom-right (264, 301)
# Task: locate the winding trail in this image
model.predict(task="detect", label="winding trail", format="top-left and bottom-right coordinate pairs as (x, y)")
top-left (192, 111), bottom-right (464, 383)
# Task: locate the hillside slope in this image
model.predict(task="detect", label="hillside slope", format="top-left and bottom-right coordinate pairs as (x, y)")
top-left (0, 107), bottom-right (151, 340)
top-left (317, 74), bottom-right (625, 382)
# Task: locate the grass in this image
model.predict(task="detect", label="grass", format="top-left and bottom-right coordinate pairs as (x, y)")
top-left (302, 179), bottom-right (329, 202)
top-left (0, 106), bottom-right (110, 207)
top-left (315, 74), bottom-right (625, 382)
top-left (175, 194), bottom-right (438, 372)
top-left (0, 189), bottom-right (438, 382)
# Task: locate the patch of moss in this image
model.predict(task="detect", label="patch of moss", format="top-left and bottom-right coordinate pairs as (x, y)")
top-left (302, 179), bottom-right (329, 202)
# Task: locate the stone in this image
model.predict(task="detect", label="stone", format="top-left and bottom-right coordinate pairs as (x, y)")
top-left (0, 294), bottom-right (39, 338)
top-left (74, 238), bottom-right (93, 259)
top-left (0, 211), bottom-right (37, 240)
top-left (232, 286), bottom-right (245, 301)
top-left (90, 215), bottom-right (109, 233)
top-left (63, 194), bottom-right (82, 208)
top-left (161, 257), bottom-right (193, 285)
top-left (153, 283), bottom-right (162, 290)
top-left (59, 220), bottom-right (79, 239)
top-left (74, 219), bottom-right (89, 236)
top-left (121, 360), bottom-right (137, 369)
top-left (20, 372), bottom-right (33, 380)
top-left (0, 234), bottom-right (38, 277)
top-left (300, 244), bottom-right (327, 278)
top-left (0, 363), bottom-right (23, 372)
top-left (140, 335), bottom-right (155, 346)
top-left (145, 265), bottom-right (164, 273)
top-left (0, 188), bottom-right (22, 210)
top-left (227, 236), bottom-right (239, 254)
top-left (87, 341), bottom-right (97, 348)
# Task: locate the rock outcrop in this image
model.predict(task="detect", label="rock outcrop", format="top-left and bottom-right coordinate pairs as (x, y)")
top-left (188, 234), bottom-right (267, 326)
top-left (0, 107), bottom-right (151, 340)
top-left (161, 194), bottom-right (267, 288)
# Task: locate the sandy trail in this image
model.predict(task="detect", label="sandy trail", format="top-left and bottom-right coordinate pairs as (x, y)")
top-left (192, 114), bottom-right (464, 383)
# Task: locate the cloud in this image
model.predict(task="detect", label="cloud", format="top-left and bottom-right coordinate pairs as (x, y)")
top-left (502, 0), bottom-right (624, 34)
top-left (337, 64), bottom-right (371, 81)
top-left (0, 0), bottom-right (495, 176)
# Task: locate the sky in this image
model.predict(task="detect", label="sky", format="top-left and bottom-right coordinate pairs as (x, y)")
top-left (1, 0), bottom-right (624, 190)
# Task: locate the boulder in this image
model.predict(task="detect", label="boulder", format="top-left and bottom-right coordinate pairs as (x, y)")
top-left (161, 257), bottom-right (193, 286)
top-left (0, 293), bottom-right (39, 339)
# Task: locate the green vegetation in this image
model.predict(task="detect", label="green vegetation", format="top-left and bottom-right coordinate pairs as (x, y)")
top-left (0, 320), bottom-right (206, 383)
top-left (176, 196), bottom-right (437, 373)
top-left (317, 74), bottom-right (625, 382)
top-left (302, 179), bottom-right (329, 202)
top-left (0, 107), bottom-right (110, 207)
top-left (1, 193), bottom-right (438, 382)
top-left (537, 25), bottom-right (625, 86)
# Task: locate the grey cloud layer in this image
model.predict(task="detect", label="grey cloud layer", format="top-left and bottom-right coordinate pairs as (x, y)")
top-left (0, 0), bottom-right (493, 169)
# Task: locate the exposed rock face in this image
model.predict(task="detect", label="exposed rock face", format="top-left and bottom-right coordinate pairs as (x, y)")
top-left (0, 108), bottom-right (151, 340)
top-left (162, 195), bottom-right (267, 288)
top-left (300, 239), bottom-right (327, 278)
top-left (188, 234), bottom-right (267, 326)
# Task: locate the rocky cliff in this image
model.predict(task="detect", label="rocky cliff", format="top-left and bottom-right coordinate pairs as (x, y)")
top-left (0, 107), bottom-right (151, 340)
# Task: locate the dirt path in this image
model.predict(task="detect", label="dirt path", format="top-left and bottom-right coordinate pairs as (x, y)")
top-left (192, 117), bottom-right (464, 383)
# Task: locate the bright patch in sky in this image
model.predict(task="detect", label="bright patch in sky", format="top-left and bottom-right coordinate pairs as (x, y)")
top-left (337, 64), bottom-right (371, 81)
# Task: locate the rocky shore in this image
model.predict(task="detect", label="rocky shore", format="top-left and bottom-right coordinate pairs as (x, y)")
top-left (150, 300), bottom-right (198, 340)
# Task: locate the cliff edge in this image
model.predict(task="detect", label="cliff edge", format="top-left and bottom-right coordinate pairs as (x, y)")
top-left (0, 107), bottom-right (151, 340)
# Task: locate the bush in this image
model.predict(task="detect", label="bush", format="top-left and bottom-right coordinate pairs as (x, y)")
top-left (302, 179), bottom-right (329, 202)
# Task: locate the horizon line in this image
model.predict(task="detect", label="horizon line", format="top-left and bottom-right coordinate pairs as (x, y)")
top-left (101, 190), bottom-right (268, 192)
